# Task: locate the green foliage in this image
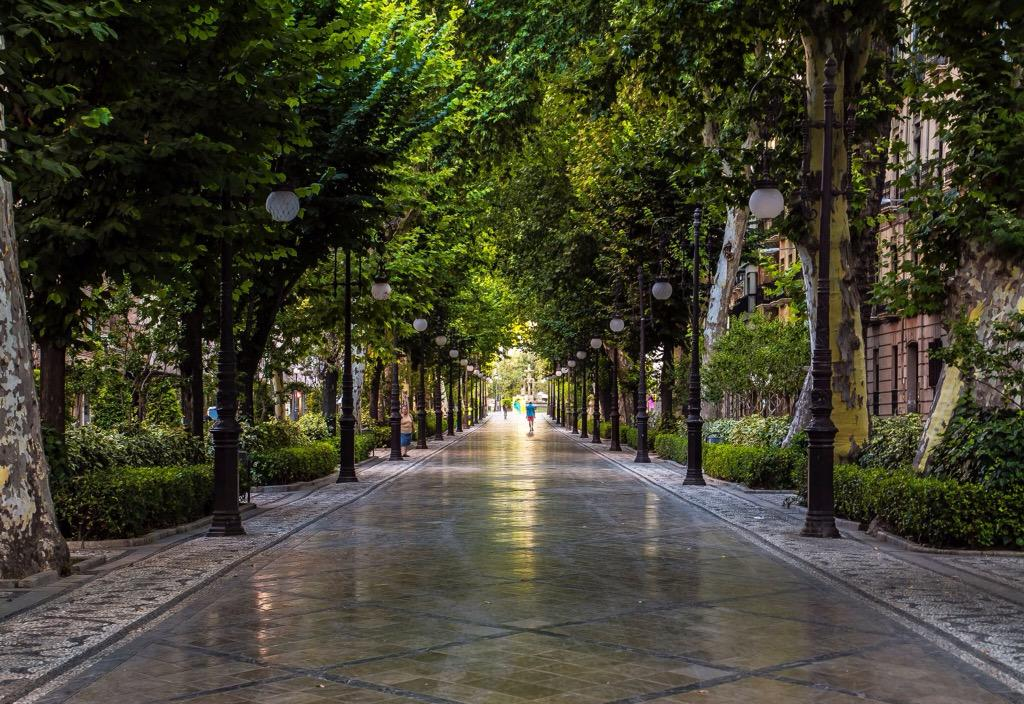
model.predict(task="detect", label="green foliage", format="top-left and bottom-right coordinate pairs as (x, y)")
top-left (54, 464), bottom-right (213, 540)
top-left (61, 425), bottom-right (207, 478)
top-left (833, 464), bottom-right (1024, 549)
top-left (728, 415), bottom-right (791, 448)
top-left (702, 314), bottom-right (809, 406)
top-left (855, 414), bottom-right (921, 470)
top-left (929, 400), bottom-right (1024, 491)
top-left (355, 432), bottom-right (377, 463)
top-left (240, 419), bottom-right (305, 458)
top-left (936, 314), bottom-right (1024, 407)
top-left (703, 445), bottom-right (803, 490)
top-left (297, 412), bottom-right (330, 442)
top-left (653, 432), bottom-right (802, 490)
top-left (250, 441), bottom-right (337, 487)
top-left (702, 418), bottom-right (738, 442)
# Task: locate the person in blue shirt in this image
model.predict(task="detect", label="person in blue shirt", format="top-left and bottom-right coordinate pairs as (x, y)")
top-left (525, 401), bottom-right (536, 432)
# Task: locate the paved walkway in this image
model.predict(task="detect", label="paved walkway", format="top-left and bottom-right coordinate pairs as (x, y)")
top-left (12, 417), bottom-right (1024, 704)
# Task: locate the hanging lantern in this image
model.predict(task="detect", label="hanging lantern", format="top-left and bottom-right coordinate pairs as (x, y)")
top-left (609, 317), bottom-right (625, 333)
top-left (413, 317), bottom-right (428, 332)
top-left (749, 180), bottom-right (785, 220)
top-left (435, 335), bottom-right (448, 347)
top-left (651, 275), bottom-right (673, 301)
top-left (265, 189), bottom-right (300, 223)
top-left (590, 338), bottom-right (603, 350)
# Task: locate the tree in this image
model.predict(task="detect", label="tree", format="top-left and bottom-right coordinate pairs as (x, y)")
top-left (0, 26), bottom-right (69, 579)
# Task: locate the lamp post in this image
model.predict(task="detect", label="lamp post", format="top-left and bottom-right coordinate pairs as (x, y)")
top-left (576, 350), bottom-right (588, 439)
top-left (749, 59), bottom-right (840, 538)
top-left (467, 362), bottom-right (476, 425)
top-left (458, 358), bottom-right (467, 430)
top-left (338, 247), bottom-right (371, 483)
top-left (568, 359), bottom-right (578, 433)
top-left (634, 268), bottom-right (651, 463)
top-left (609, 316), bottom-right (624, 451)
top-left (434, 335), bottom-right (447, 441)
top-left (448, 347), bottom-right (458, 435)
top-left (683, 209), bottom-right (706, 486)
top-left (413, 318), bottom-right (429, 450)
top-left (388, 345), bottom-right (403, 461)
top-left (590, 338), bottom-right (603, 444)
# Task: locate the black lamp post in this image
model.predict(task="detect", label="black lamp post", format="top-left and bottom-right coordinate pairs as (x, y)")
top-left (434, 335), bottom-right (447, 441)
top-left (448, 347), bottom-right (458, 434)
top-left (208, 232), bottom-right (245, 536)
top-left (634, 267), bottom-right (651, 463)
top-left (388, 346), bottom-right (403, 461)
top-left (609, 346), bottom-right (622, 451)
top-left (569, 359), bottom-right (578, 433)
top-left (458, 358), bottom-right (467, 431)
top-left (338, 247), bottom-right (367, 483)
top-left (577, 351), bottom-right (588, 438)
top-left (748, 58), bottom-right (841, 538)
top-left (590, 338), bottom-right (603, 444)
top-left (683, 208), bottom-right (706, 486)
top-left (413, 318), bottom-right (429, 450)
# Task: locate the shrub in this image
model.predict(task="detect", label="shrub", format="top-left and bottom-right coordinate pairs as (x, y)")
top-left (355, 432), bottom-right (376, 463)
top-left (62, 425), bottom-right (207, 477)
top-left (832, 464), bottom-right (1024, 549)
top-left (654, 433), bottom-right (687, 463)
top-left (703, 418), bottom-right (738, 442)
top-left (856, 414), bottom-right (922, 470)
top-left (298, 411), bottom-right (330, 441)
top-left (928, 400), bottom-right (1024, 490)
top-left (728, 415), bottom-right (791, 447)
top-left (369, 422), bottom-right (392, 448)
top-left (241, 419), bottom-right (305, 457)
top-left (55, 464), bottom-right (213, 540)
top-left (251, 440), bottom-right (337, 486)
top-left (702, 444), bottom-right (803, 489)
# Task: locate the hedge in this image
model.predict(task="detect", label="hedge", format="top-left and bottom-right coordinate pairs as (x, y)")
top-left (55, 464), bottom-right (213, 540)
top-left (832, 464), bottom-right (1024, 549)
top-left (61, 425), bottom-right (207, 478)
top-left (653, 433), bottom-right (802, 490)
top-left (251, 440), bottom-right (337, 486)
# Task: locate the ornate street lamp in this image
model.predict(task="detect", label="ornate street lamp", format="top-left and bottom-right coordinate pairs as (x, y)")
top-left (433, 335), bottom-right (447, 441)
top-left (750, 58), bottom-right (842, 538)
top-left (634, 267), bottom-right (651, 463)
top-left (683, 208), bottom-right (706, 486)
top-left (609, 316), bottom-right (625, 334)
top-left (265, 188), bottom-right (300, 223)
top-left (337, 248), bottom-right (360, 483)
top-left (412, 318), bottom-right (429, 450)
top-left (370, 257), bottom-right (392, 301)
top-left (590, 338), bottom-right (603, 444)
top-left (576, 350), bottom-right (589, 439)
top-left (448, 347), bottom-right (459, 435)
top-left (388, 346), bottom-right (402, 461)
top-left (458, 358), bottom-right (468, 431)
top-left (608, 316), bottom-right (623, 451)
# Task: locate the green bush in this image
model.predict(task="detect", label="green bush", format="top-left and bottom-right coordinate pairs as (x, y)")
top-left (703, 418), bottom-right (738, 442)
top-left (728, 415), bottom-right (791, 447)
top-left (251, 440), bottom-right (337, 486)
top-left (241, 419), bottom-right (305, 457)
top-left (928, 400), bottom-right (1024, 490)
top-left (355, 432), bottom-right (376, 462)
top-left (55, 464), bottom-right (213, 540)
top-left (654, 433), bottom-right (687, 462)
top-left (298, 411), bottom-right (330, 441)
top-left (833, 464), bottom-right (1024, 549)
top-left (856, 414), bottom-right (922, 470)
top-left (62, 425), bottom-right (207, 477)
top-left (369, 422), bottom-right (392, 447)
top-left (703, 444), bottom-right (803, 489)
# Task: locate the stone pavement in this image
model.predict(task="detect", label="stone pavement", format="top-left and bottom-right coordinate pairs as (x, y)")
top-left (7, 416), bottom-right (1024, 703)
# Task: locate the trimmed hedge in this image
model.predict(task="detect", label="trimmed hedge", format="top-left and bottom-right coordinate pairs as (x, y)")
top-left (251, 440), bottom-right (337, 486)
top-left (55, 464), bottom-right (213, 540)
top-left (62, 425), bottom-right (207, 478)
top-left (653, 433), bottom-right (802, 490)
top-left (833, 464), bottom-right (1024, 549)
top-left (703, 445), bottom-right (803, 489)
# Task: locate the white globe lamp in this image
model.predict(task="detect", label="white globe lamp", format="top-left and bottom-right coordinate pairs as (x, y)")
top-left (651, 276), bottom-right (673, 301)
top-left (749, 182), bottom-right (785, 220)
top-left (265, 189), bottom-right (300, 223)
top-left (413, 317), bottom-right (428, 333)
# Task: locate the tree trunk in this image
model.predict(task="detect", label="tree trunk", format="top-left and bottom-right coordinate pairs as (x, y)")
top-left (369, 359), bottom-right (383, 423)
top-left (179, 302), bottom-right (205, 436)
top-left (322, 365), bottom-right (338, 434)
top-left (39, 339), bottom-right (67, 437)
top-left (272, 370), bottom-right (287, 420)
top-left (915, 243), bottom-right (1024, 469)
top-left (0, 123), bottom-right (70, 579)
top-left (790, 33), bottom-right (872, 460)
top-left (659, 344), bottom-right (673, 428)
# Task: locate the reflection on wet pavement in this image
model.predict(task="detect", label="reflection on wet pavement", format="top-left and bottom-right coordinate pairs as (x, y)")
top-left (37, 416), bottom-right (1020, 704)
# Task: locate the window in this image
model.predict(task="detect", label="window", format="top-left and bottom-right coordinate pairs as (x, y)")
top-left (928, 340), bottom-right (944, 388)
top-left (907, 342), bottom-right (919, 413)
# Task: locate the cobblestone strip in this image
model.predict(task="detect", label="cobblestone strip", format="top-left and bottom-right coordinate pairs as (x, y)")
top-left (0, 430), bottom-right (479, 704)
top-left (560, 428), bottom-right (1024, 694)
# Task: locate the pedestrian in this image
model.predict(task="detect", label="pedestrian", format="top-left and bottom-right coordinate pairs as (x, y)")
top-left (502, 398), bottom-right (511, 419)
top-left (525, 400), bottom-right (536, 433)
top-left (400, 406), bottom-right (413, 457)
top-left (513, 399), bottom-right (522, 414)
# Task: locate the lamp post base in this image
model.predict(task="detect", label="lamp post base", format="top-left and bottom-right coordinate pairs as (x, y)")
top-left (801, 513), bottom-right (841, 538)
top-left (207, 511), bottom-right (245, 537)
top-left (337, 473), bottom-right (358, 483)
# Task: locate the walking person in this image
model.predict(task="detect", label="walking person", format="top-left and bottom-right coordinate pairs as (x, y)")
top-left (400, 406), bottom-right (414, 457)
top-left (502, 398), bottom-right (511, 419)
top-left (525, 400), bottom-right (536, 434)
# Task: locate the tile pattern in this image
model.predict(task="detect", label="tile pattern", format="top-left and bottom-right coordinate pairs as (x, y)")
top-left (2, 433), bottom-right (477, 703)
top-left (583, 432), bottom-right (1024, 694)
top-left (13, 418), bottom-right (1024, 704)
